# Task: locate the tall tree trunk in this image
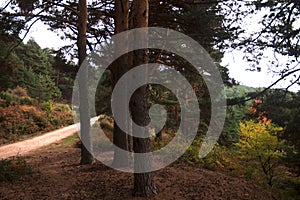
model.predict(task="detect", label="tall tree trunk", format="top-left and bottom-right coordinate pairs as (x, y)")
top-left (111, 0), bottom-right (131, 168)
top-left (77, 0), bottom-right (93, 165)
top-left (130, 0), bottom-right (158, 197)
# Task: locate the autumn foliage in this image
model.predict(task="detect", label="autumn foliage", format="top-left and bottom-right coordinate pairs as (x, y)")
top-left (0, 87), bottom-right (73, 144)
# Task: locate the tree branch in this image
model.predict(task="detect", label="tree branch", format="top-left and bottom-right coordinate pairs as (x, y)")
top-left (0, 0), bottom-right (13, 12)
top-left (43, 0), bottom-right (79, 16)
top-left (6, 17), bottom-right (41, 59)
top-left (228, 66), bottom-right (300, 106)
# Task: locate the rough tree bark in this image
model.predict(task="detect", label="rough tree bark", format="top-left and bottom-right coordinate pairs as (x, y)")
top-left (130, 0), bottom-right (158, 197)
top-left (111, 0), bottom-right (131, 168)
top-left (77, 0), bottom-right (94, 165)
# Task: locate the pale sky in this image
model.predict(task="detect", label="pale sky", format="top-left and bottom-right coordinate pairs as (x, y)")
top-left (24, 21), bottom-right (299, 92)
top-left (2, 0), bottom-right (298, 92)
top-left (221, 49), bottom-right (298, 90)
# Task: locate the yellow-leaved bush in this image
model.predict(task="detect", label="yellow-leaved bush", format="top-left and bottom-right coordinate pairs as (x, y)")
top-left (237, 119), bottom-right (286, 186)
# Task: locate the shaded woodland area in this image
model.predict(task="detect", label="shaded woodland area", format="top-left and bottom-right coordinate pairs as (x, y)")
top-left (0, 0), bottom-right (299, 199)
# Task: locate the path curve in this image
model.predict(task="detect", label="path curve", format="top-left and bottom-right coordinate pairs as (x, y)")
top-left (0, 117), bottom-right (99, 159)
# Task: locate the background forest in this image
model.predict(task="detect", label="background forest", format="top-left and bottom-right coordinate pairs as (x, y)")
top-left (0, 36), bottom-right (75, 144)
top-left (0, 0), bottom-right (299, 199)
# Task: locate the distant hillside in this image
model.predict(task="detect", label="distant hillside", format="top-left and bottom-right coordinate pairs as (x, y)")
top-left (225, 85), bottom-right (263, 100)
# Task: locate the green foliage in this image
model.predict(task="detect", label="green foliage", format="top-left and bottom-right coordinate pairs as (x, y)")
top-left (47, 103), bottom-right (74, 127)
top-left (0, 157), bottom-right (31, 182)
top-left (59, 134), bottom-right (81, 148)
top-left (0, 35), bottom-right (23, 90)
top-left (55, 103), bottom-right (72, 112)
top-left (14, 40), bottom-right (62, 101)
top-left (237, 120), bottom-right (286, 186)
top-left (95, 70), bottom-right (112, 115)
top-left (52, 53), bottom-right (78, 102)
top-left (31, 74), bottom-right (61, 102)
top-left (219, 85), bottom-right (262, 145)
top-left (0, 33), bottom-right (77, 102)
top-left (42, 100), bottom-right (54, 115)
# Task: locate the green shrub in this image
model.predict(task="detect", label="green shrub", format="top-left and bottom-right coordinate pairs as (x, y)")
top-left (42, 100), bottom-right (54, 115)
top-left (20, 97), bottom-right (33, 105)
top-left (2, 93), bottom-right (14, 106)
top-left (0, 100), bottom-right (6, 107)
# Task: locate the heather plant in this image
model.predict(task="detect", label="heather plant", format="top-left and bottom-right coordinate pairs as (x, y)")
top-left (0, 87), bottom-right (73, 144)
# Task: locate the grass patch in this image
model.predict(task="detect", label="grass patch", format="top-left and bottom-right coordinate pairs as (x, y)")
top-left (45, 134), bottom-right (81, 150)
top-left (61, 134), bottom-right (80, 146)
top-left (53, 134), bottom-right (81, 149)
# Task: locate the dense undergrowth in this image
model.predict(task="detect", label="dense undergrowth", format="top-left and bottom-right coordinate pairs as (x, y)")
top-left (0, 86), bottom-right (73, 145)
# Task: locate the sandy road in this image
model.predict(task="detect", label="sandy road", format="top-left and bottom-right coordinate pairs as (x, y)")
top-left (0, 117), bottom-right (99, 159)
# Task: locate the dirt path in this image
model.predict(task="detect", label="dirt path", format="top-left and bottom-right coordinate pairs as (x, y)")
top-left (0, 117), bottom-right (99, 159)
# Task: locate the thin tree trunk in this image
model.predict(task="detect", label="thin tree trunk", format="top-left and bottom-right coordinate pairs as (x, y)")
top-left (78, 0), bottom-right (93, 165)
top-left (111, 0), bottom-right (131, 168)
top-left (130, 0), bottom-right (158, 197)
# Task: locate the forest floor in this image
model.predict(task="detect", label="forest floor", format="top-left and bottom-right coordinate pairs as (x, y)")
top-left (0, 134), bottom-right (275, 200)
